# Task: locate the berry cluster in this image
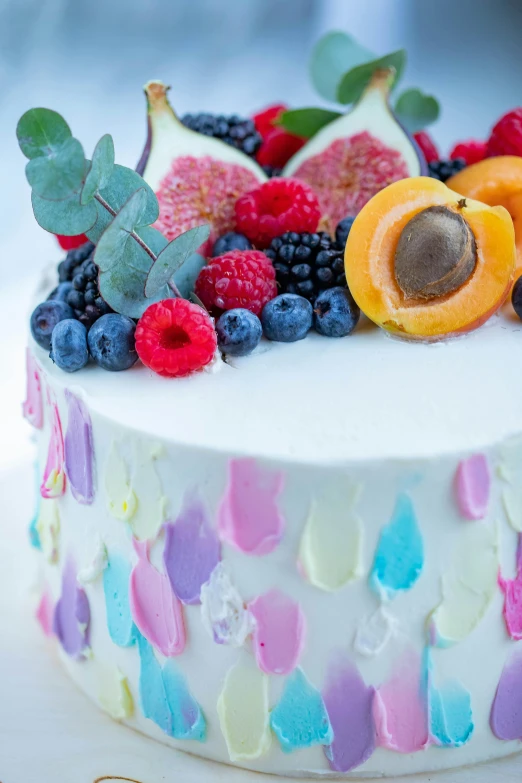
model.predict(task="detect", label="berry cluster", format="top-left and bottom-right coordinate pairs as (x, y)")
top-left (181, 113), bottom-right (262, 159)
top-left (428, 158), bottom-right (467, 182)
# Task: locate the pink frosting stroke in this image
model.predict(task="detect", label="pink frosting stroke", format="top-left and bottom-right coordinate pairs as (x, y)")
top-left (490, 645), bottom-right (522, 740)
top-left (40, 398), bottom-right (66, 498)
top-left (373, 649), bottom-right (429, 753)
top-left (455, 454), bottom-right (490, 520)
top-left (64, 390), bottom-right (94, 504)
top-left (36, 587), bottom-right (54, 637)
top-left (499, 534), bottom-right (522, 640)
top-left (322, 656), bottom-right (375, 772)
top-left (218, 458), bottom-right (285, 556)
top-left (248, 590), bottom-right (306, 675)
top-left (130, 539), bottom-right (186, 657)
top-left (22, 349), bottom-right (43, 429)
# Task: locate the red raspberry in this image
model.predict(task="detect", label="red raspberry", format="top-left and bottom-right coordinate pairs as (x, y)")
top-left (252, 104), bottom-right (288, 139)
top-left (195, 250), bottom-right (277, 315)
top-left (487, 108), bottom-right (522, 157)
top-left (235, 178), bottom-right (321, 248)
top-left (413, 131), bottom-right (439, 164)
top-left (55, 234), bottom-right (89, 250)
top-left (252, 104), bottom-right (306, 169)
top-left (135, 299), bottom-right (217, 378)
top-left (450, 140), bottom-right (487, 165)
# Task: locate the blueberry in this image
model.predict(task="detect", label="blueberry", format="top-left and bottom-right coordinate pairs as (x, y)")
top-left (335, 216), bottom-right (356, 248)
top-left (47, 281), bottom-right (73, 303)
top-left (513, 276), bottom-right (522, 320)
top-left (212, 232), bottom-right (252, 257)
top-left (30, 300), bottom-right (74, 350)
top-left (261, 294), bottom-right (312, 343)
top-left (87, 314), bottom-right (138, 371)
top-left (313, 287), bottom-right (360, 338)
top-left (50, 319), bottom-right (89, 373)
top-left (216, 309), bottom-right (262, 356)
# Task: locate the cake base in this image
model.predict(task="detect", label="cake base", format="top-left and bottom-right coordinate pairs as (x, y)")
top-left (3, 463), bottom-right (522, 783)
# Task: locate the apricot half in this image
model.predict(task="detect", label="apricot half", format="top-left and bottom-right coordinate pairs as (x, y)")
top-left (345, 177), bottom-right (516, 340)
top-left (447, 156), bottom-right (522, 275)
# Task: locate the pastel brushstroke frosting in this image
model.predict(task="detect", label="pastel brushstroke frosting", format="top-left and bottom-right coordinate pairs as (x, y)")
top-left (200, 563), bottom-right (254, 646)
top-left (103, 551), bottom-right (138, 647)
top-left (455, 453), bottom-right (490, 520)
top-left (22, 348), bottom-right (43, 429)
top-left (270, 668), bottom-right (333, 753)
top-left (490, 645), bottom-right (522, 740)
top-left (248, 590), bottom-right (306, 675)
top-left (499, 535), bottom-right (522, 640)
top-left (53, 557), bottom-right (90, 658)
top-left (41, 398), bottom-right (66, 498)
top-left (64, 390), bottom-right (94, 504)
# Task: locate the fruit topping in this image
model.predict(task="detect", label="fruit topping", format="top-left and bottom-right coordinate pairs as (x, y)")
top-left (450, 140), bottom-right (487, 166)
top-left (66, 255), bottom-right (112, 328)
top-left (181, 113), bottom-right (262, 158)
top-left (31, 300), bottom-right (74, 350)
top-left (512, 276), bottom-right (522, 320)
top-left (283, 70), bottom-right (426, 235)
top-left (413, 131), bottom-right (439, 164)
top-left (263, 231), bottom-right (346, 303)
top-left (313, 287), bottom-right (360, 338)
top-left (394, 206), bottom-right (477, 300)
top-left (195, 250), bottom-right (277, 316)
top-left (487, 108), bottom-right (522, 157)
top-left (428, 158), bottom-right (466, 182)
top-left (253, 104), bottom-right (289, 139)
top-left (335, 216), bottom-right (355, 248)
top-left (212, 232), bottom-right (252, 257)
top-left (135, 299), bottom-right (217, 378)
top-left (216, 309), bottom-right (263, 357)
top-left (48, 281), bottom-right (73, 303)
top-left (88, 314), bottom-right (138, 372)
top-left (55, 234), bottom-right (89, 251)
top-left (138, 82), bottom-right (266, 256)
top-left (257, 127), bottom-right (306, 170)
top-left (345, 177), bottom-right (516, 340)
top-left (261, 293), bottom-right (313, 343)
top-left (58, 241), bottom-right (95, 283)
top-left (50, 320), bottom-right (89, 373)
top-left (235, 178), bottom-right (321, 248)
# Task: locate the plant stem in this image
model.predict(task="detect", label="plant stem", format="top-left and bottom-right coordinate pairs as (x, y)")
top-left (94, 192), bottom-right (182, 298)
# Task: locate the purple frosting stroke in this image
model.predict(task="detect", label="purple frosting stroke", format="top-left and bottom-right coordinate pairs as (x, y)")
top-left (163, 491), bottom-right (221, 605)
top-left (64, 390), bottom-right (94, 504)
top-left (53, 557), bottom-right (90, 659)
top-left (490, 645), bottom-right (522, 740)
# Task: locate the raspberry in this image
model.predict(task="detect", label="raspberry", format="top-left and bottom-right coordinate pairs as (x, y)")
top-left (135, 299), bottom-right (217, 378)
top-left (195, 250), bottom-right (277, 315)
top-left (257, 127), bottom-right (306, 169)
top-left (252, 104), bottom-right (288, 139)
top-left (235, 178), bottom-right (321, 248)
top-left (450, 140), bottom-right (487, 166)
top-left (56, 234), bottom-right (89, 251)
top-left (413, 131), bottom-right (439, 163)
top-left (487, 108), bottom-right (522, 157)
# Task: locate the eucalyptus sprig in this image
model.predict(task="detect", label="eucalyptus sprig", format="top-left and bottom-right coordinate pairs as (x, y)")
top-left (278, 31), bottom-right (440, 139)
top-left (16, 108), bottom-right (209, 318)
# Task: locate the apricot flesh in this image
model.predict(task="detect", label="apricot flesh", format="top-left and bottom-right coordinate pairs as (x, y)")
top-left (447, 156), bottom-right (522, 274)
top-left (344, 176), bottom-right (516, 340)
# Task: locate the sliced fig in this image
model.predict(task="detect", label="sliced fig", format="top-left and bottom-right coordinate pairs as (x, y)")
top-left (283, 70), bottom-right (427, 235)
top-left (137, 81), bottom-right (267, 255)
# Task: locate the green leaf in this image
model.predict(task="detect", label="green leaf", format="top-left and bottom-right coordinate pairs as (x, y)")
top-left (98, 225), bottom-right (170, 318)
top-left (278, 108), bottom-right (342, 139)
top-left (310, 31), bottom-right (374, 102)
top-left (86, 164), bottom-right (159, 244)
top-left (94, 188), bottom-right (148, 272)
top-left (337, 50), bottom-right (407, 105)
top-left (81, 134), bottom-right (115, 205)
top-left (16, 108), bottom-right (72, 160)
top-left (31, 189), bottom-right (98, 236)
top-left (394, 88), bottom-right (440, 133)
top-left (175, 255), bottom-right (207, 299)
top-left (25, 137), bottom-right (86, 201)
top-left (145, 224), bottom-right (210, 298)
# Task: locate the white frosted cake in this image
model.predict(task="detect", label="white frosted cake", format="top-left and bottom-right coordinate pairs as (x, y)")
top-left (18, 32), bottom-right (522, 780)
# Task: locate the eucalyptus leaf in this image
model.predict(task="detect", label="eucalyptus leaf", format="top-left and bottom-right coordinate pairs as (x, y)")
top-left (278, 108), bottom-right (342, 139)
top-left (94, 188), bottom-right (148, 272)
top-left (310, 31), bottom-right (374, 102)
top-left (26, 136), bottom-right (86, 201)
top-left (337, 50), bottom-right (407, 105)
top-left (86, 164), bottom-right (159, 243)
top-left (145, 224), bottom-right (210, 298)
top-left (81, 134), bottom-right (115, 205)
top-left (188, 290), bottom-right (209, 311)
top-left (16, 108), bottom-right (72, 160)
top-left (31, 189), bottom-right (98, 235)
top-left (395, 88), bottom-right (440, 133)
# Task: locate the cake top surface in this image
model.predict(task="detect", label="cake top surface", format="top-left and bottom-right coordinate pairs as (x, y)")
top-left (34, 304), bottom-right (522, 464)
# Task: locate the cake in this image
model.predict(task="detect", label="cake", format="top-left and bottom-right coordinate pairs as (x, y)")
top-left (20, 31), bottom-right (522, 779)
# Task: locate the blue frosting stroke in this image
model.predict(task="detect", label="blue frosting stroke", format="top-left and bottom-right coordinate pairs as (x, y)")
top-left (430, 679), bottom-right (474, 747)
top-left (29, 461), bottom-right (42, 550)
top-left (270, 668), bottom-right (333, 753)
top-left (103, 552), bottom-right (138, 647)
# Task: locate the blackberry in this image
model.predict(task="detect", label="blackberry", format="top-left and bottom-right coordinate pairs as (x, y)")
top-left (428, 158), bottom-right (467, 183)
top-left (66, 254), bottom-right (112, 329)
top-left (57, 241), bottom-right (95, 283)
top-left (263, 231), bottom-right (346, 303)
top-left (181, 113), bottom-right (262, 159)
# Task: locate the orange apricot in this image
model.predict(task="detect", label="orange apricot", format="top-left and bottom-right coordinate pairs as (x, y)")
top-left (345, 176), bottom-right (516, 340)
top-left (447, 156), bottom-right (522, 273)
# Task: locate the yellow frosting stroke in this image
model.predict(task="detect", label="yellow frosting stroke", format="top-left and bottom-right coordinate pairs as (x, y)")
top-left (217, 656), bottom-right (271, 761)
top-left (105, 443), bottom-right (137, 522)
top-left (36, 498), bottom-right (60, 564)
top-left (129, 442), bottom-right (167, 541)
top-left (499, 438), bottom-right (522, 532)
top-left (98, 667), bottom-right (134, 720)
